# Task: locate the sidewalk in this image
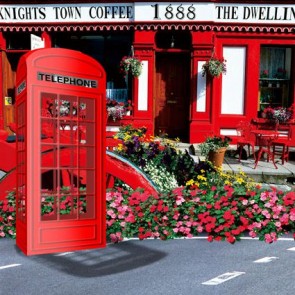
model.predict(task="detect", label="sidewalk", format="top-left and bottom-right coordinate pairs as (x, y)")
top-left (176, 143), bottom-right (295, 187)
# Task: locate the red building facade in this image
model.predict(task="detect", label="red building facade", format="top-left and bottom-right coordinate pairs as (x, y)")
top-left (1, 0), bottom-right (295, 143)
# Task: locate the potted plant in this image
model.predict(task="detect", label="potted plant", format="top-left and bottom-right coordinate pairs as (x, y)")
top-left (201, 57), bottom-right (227, 78)
top-left (199, 135), bottom-right (231, 167)
top-left (120, 56), bottom-right (143, 77)
top-left (263, 105), bottom-right (294, 124)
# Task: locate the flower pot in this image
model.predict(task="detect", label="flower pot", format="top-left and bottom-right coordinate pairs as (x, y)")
top-left (208, 147), bottom-right (227, 167)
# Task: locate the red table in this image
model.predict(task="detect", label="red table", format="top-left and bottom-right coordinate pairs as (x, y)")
top-left (251, 130), bottom-right (279, 169)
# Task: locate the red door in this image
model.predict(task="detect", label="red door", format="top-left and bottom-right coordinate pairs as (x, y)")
top-left (154, 53), bottom-right (190, 141)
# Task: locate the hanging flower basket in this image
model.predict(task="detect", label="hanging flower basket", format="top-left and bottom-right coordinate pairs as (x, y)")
top-left (120, 56), bottom-right (143, 78)
top-left (202, 57), bottom-right (227, 78)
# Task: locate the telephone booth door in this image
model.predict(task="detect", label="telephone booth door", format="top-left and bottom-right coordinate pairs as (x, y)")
top-left (15, 48), bottom-right (106, 255)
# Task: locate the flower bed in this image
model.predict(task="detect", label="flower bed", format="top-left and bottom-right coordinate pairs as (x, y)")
top-left (1, 174), bottom-right (295, 243)
top-left (1, 125), bottom-right (294, 244)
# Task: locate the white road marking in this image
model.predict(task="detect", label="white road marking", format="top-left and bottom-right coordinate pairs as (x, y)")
top-left (54, 252), bottom-right (74, 256)
top-left (287, 247), bottom-right (295, 251)
top-left (0, 264), bottom-right (21, 270)
top-left (254, 256), bottom-right (279, 263)
top-left (202, 271), bottom-right (245, 285)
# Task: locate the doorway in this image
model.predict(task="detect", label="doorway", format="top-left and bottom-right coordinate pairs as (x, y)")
top-left (154, 53), bottom-right (190, 141)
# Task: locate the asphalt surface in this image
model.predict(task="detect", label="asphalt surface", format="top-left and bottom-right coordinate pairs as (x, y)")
top-left (1, 236), bottom-right (295, 295)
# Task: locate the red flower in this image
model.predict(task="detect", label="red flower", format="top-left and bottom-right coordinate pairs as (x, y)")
top-left (214, 236), bottom-right (223, 241)
top-left (223, 210), bottom-right (234, 221)
top-left (207, 235), bottom-right (214, 242)
top-left (283, 192), bottom-right (295, 206)
top-left (240, 216), bottom-right (249, 226)
top-left (150, 205), bottom-right (157, 213)
top-left (226, 235), bottom-right (236, 244)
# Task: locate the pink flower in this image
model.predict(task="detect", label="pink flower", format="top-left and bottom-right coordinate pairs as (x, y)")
top-left (260, 193), bottom-right (268, 201)
top-left (264, 234), bottom-right (273, 243)
top-left (106, 220), bottom-right (115, 226)
top-left (107, 209), bottom-right (116, 219)
top-left (173, 212), bottom-right (180, 220)
top-left (176, 196), bottom-right (185, 205)
top-left (242, 199), bottom-right (248, 205)
top-left (125, 214), bottom-right (135, 223)
top-left (8, 229), bottom-right (14, 235)
top-left (261, 210), bottom-right (271, 219)
top-left (196, 225), bottom-right (203, 233)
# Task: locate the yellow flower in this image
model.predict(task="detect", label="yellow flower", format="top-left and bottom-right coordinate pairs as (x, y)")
top-left (197, 175), bottom-right (207, 182)
top-left (124, 134), bottom-right (131, 141)
top-left (224, 180), bottom-right (232, 185)
top-left (236, 177), bottom-right (244, 184)
top-left (186, 179), bottom-right (195, 186)
top-left (117, 144), bottom-right (124, 151)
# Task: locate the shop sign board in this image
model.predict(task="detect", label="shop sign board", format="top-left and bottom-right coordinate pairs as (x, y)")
top-left (0, 2), bottom-right (295, 25)
top-left (30, 34), bottom-right (44, 50)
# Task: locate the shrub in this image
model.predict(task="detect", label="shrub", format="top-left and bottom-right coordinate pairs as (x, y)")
top-left (113, 125), bottom-right (200, 189)
top-left (0, 191), bottom-right (16, 239)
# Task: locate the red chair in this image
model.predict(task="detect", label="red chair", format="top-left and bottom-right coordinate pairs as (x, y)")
top-left (272, 124), bottom-right (292, 164)
top-left (236, 121), bottom-right (256, 161)
top-left (254, 131), bottom-right (278, 169)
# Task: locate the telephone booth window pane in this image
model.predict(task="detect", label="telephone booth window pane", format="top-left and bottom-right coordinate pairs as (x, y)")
top-left (41, 93), bottom-right (58, 117)
top-left (79, 147), bottom-right (95, 169)
top-left (79, 195), bottom-right (95, 219)
top-left (80, 98), bottom-right (95, 121)
top-left (41, 169), bottom-right (59, 194)
top-left (59, 95), bottom-right (78, 118)
top-left (59, 195), bottom-right (77, 220)
top-left (79, 123), bottom-right (95, 145)
top-left (80, 169), bottom-right (95, 195)
top-left (16, 100), bottom-right (26, 222)
top-left (41, 118), bottom-right (57, 141)
top-left (41, 145), bottom-right (57, 168)
top-left (17, 184), bottom-right (26, 221)
top-left (41, 192), bottom-right (57, 221)
top-left (59, 120), bottom-right (75, 144)
top-left (78, 193), bottom-right (87, 216)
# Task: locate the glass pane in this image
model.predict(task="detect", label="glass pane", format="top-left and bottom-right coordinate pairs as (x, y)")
top-left (79, 122), bottom-right (95, 145)
top-left (79, 147), bottom-right (95, 169)
top-left (59, 95), bottom-right (77, 118)
top-left (79, 97), bottom-right (95, 121)
top-left (41, 192), bottom-right (57, 221)
top-left (41, 93), bottom-right (58, 117)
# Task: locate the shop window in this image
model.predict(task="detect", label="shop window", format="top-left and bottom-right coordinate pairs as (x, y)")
top-left (155, 30), bottom-right (191, 50)
top-left (53, 32), bottom-right (132, 105)
top-left (259, 47), bottom-right (292, 115)
top-left (4, 32), bottom-right (32, 50)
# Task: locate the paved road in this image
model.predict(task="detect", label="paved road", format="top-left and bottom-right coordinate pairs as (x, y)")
top-left (1, 237), bottom-right (295, 295)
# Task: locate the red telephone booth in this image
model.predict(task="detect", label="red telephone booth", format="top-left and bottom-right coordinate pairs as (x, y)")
top-left (15, 48), bottom-right (106, 255)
